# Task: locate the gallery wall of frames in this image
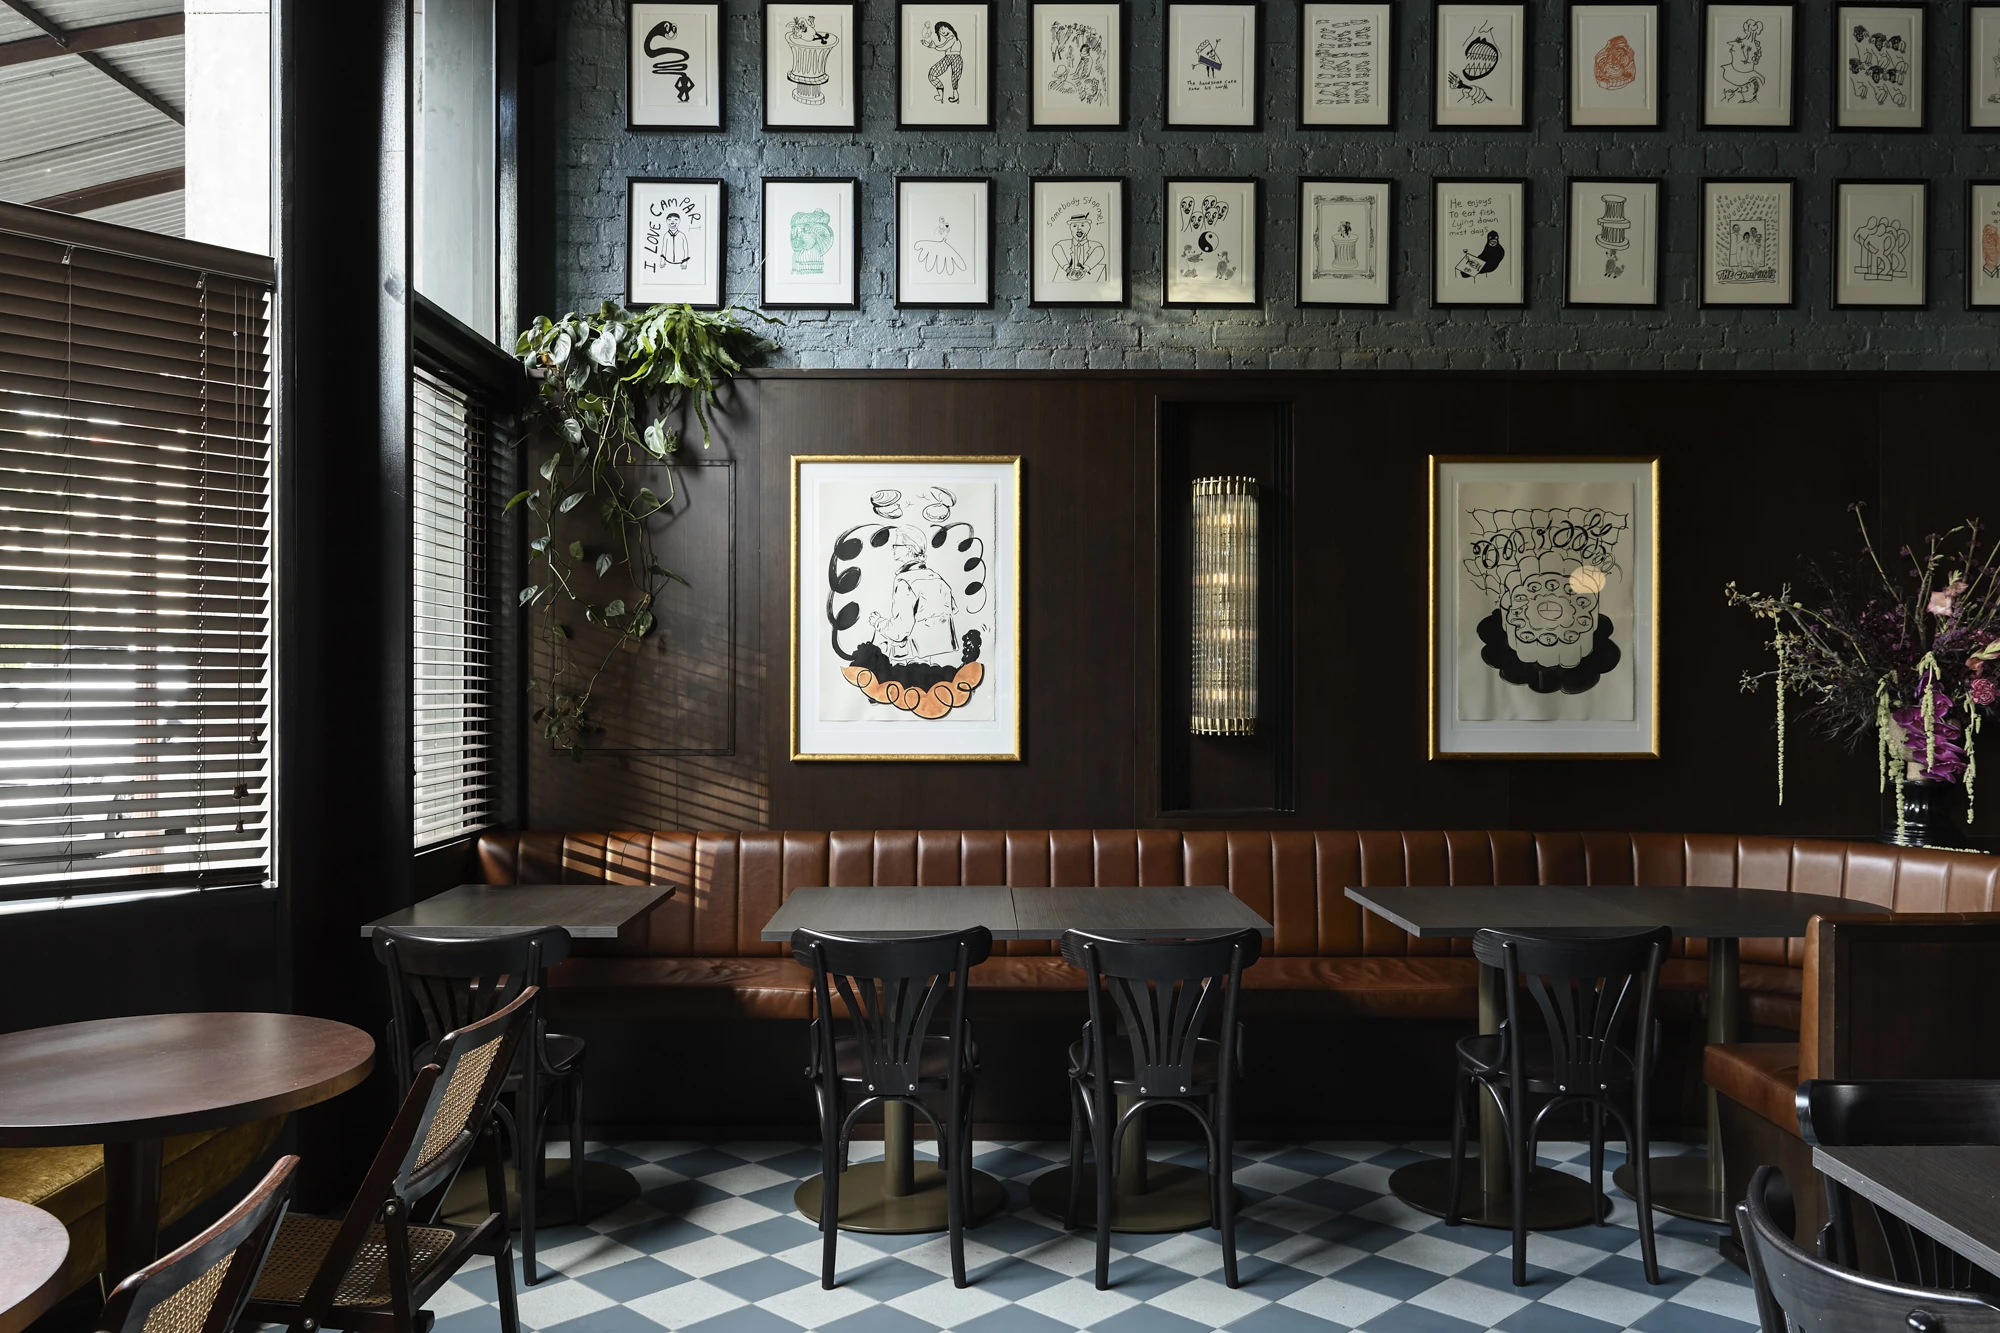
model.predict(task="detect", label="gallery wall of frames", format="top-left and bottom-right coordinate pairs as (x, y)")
top-left (572, 0), bottom-right (2000, 365)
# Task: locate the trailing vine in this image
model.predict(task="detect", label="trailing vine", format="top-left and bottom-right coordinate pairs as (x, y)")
top-left (511, 301), bottom-right (776, 756)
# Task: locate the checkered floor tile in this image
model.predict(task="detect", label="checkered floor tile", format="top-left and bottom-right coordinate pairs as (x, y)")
top-left (430, 1139), bottom-right (1759, 1333)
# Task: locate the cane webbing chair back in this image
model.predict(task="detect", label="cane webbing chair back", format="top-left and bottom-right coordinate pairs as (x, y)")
top-left (1061, 929), bottom-right (1261, 1099)
top-left (97, 1155), bottom-right (298, 1333)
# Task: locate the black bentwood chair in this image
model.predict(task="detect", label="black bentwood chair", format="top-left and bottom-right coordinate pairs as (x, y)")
top-left (1797, 1078), bottom-right (2000, 1289)
top-left (1059, 927), bottom-right (1262, 1292)
top-left (1448, 925), bottom-right (1670, 1287)
top-left (96, 1155), bottom-right (297, 1333)
top-left (372, 925), bottom-right (584, 1285)
top-left (792, 925), bottom-right (993, 1291)
top-left (1740, 1165), bottom-right (2000, 1333)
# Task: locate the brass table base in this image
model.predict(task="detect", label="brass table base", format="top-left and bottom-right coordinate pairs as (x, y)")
top-left (1390, 1159), bottom-right (1607, 1230)
top-left (1614, 1155), bottom-right (1726, 1225)
top-left (795, 1161), bottom-right (1008, 1235)
top-left (1027, 1163), bottom-right (1232, 1234)
top-left (443, 1158), bottom-right (641, 1228)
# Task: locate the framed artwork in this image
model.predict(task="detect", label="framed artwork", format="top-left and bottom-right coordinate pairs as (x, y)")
top-left (898, 2), bottom-right (994, 129)
top-left (1298, 178), bottom-right (1393, 307)
top-left (1565, 178), bottom-right (1661, 308)
top-left (1833, 179), bottom-right (1926, 309)
top-left (1701, 2), bottom-right (1795, 129)
top-left (762, 177), bottom-right (859, 309)
top-left (1163, 178), bottom-right (1260, 307)
top-left (1031, 2), bottom-right (1126, 128)
top-left (896, 177), bottom-right (993, 308)
top-left (1299, 2), bottom-right (1393, 128)
top-left (764, 3), bottom-right (859, 130)
top-left (1430, 455), bottom-right (1660, 759)
top-left (628, 2), bottom-right (725, 131)
top-left (1433, 2), bottom-right (1528, 129)
top-left (628, 178), bottom-right (725, 308)
top-left (1030, 177), bottom-right (1127, 306)
top-left (1165, 2), bottom-right (1262, 128)
top-left (1433, 177), bottom-right (1527, 307)
top-left (791, 455), bottom-right (1022, 761)
top-left (1970, 182), bottom-right (2000, 308)
top-left (1566, 2), bottom-right (1661, 128)
top-left (1699, 177), bottom-right (1795, 308)
top-left (1969, 5), bottom-right (2000, 130)
top-left (1834, 4), bottom-right (1923, 132)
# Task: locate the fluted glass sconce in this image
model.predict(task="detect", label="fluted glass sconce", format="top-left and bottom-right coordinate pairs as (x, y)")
top-left (1190, 476), bottom-right (1258, 736)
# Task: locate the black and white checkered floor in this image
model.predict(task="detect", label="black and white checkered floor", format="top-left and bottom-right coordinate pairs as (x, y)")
top-left (432, 1139), bottom-right (1759, 1333)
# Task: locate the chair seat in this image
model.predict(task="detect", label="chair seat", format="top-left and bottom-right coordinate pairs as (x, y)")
top-left (832, 1035), bottom-right (976, 1083)
top-left (1455, 1034), bottom-right (1635, 1093)
top-left (252, 1212), bottom-right (466, 1309)
top-left (1068, 1038), bottom-right (1222, 1093)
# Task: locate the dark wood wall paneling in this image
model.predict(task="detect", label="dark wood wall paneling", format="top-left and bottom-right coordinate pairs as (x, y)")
top-left (525, 372), bottom-right (1993, 843)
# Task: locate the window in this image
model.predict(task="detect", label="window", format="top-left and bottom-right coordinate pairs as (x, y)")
top-left (0, 204), bottom-right (273, 902)
top-left (412, 365), bottom-right (493, 847)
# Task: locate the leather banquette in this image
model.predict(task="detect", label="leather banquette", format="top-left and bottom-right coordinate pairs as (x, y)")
top-left (478, 829), bottom-right (2000, 1029)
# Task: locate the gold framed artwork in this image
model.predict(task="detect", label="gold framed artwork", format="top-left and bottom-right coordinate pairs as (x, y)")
top-left (791, 455), bottom-right (1022, 761)
top-left (1429, 455), bottom-right (1660, 759)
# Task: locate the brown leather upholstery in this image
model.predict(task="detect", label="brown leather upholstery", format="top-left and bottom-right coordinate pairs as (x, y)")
top-left (1703, 1043), bottom-right (1802, 1132)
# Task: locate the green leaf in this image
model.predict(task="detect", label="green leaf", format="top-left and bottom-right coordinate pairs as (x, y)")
top-left (529, 535), bottom-right (550, 553)
top-left (518, 585), bottom-right (540, 606)
top-left (642, 419), bottom-right (671, 457)
top-left (561, 418), bottom-right (583, 444)
top-left (505, 488), bottom-right (532, 512)
top-left (595, 553), bottom-right (614, 577)
top-left (631, 610), bottom-right (655, 636)
top-left (558, 492), bottom-right (583, 513)
top-left (568, 540), bottom-right (585, 560)
top-left (538, 454), bottom-right (559, 480)
top-left (589, 328), bottom-right (620, 367)
top-left (605, 598), bottom-right (627, 618)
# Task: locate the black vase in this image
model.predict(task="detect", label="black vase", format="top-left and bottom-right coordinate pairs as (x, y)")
top-left (1889, 778), bottom-right (1966, 848)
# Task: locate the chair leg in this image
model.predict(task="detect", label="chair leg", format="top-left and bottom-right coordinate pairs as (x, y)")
top-left (947, 1098), bottom-right (968, 1288)
top-left (569, 1071), bottom-right (587, 1225)
top-left (1063, 1082), bottom-right (1088, 1231)
top-left (820, 1095), bottom-right (842, 1290)
top-left (493, 1234), bottom-right (521, 1333)
top-left (1215, 1098), bottom-right (1239, 1290)
top-left (1446, 1074), bottom-right (1471, 1228)
top-left (1606, 1103), bottom-right (1660, 1284)
top-left (518, 1081), bottom-right (541, 1286)
top-left (1588, 1103), bottom-right (1607, 1226)
top-left (1094, 1106), bottom-right (1115, 1290)
top-left (1509, 1089), bottom-right (1529, 1288)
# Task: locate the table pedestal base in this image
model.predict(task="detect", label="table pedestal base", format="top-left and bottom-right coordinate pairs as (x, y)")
top-left (442, 1158), bottom-right (641, 1228)
top-left (1613, 1155), bottom-right (1726, 1225)
top-left (795, 1161), bottom-right (1007, 1235)
top-left (1390, 1159), bottom-right (1606, 1230)
top-left (1027, 1164), bottom-right (1232, 1233)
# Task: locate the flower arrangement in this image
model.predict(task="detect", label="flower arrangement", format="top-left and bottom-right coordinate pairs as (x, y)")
top-left (1726, 507), bottom-right (2000, 837)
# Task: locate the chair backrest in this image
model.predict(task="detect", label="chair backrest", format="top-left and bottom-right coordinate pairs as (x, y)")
top-left (791, 927), bottom-right (993, 1096)
top-left (96, 1155), bottom-right (298, 1333)
top-left (1061, 928), bottom-right (1262, 1099)
top-left (1739, 1165), bottom-right (2000, 1333)
top-left (1473, 926), bottom-right (1670, 1096)
top-left (371, 925), bottom-right (570, 1091)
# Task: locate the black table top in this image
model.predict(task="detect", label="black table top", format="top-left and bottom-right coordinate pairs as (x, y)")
top-left (1813, 1144), bottom-right (2000, 1277)
top-left (1342, 883), bottom-right (1891, 939)
top-left (359, 883), bottom-right (678, 939)
top-left (759, 884), bottom-right (1274, 942)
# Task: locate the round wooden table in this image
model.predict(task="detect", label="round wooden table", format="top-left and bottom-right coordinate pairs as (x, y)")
top-left (0, 1198), bottom-right (68, 1333)
top-left (0, 1012), bottom-right (374, 1285)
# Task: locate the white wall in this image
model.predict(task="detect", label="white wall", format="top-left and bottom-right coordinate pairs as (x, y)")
top-left (184, 0), bottom-right (272, 256)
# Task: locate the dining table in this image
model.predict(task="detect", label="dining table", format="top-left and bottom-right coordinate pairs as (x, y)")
top-left (1813, 1144), bottom-right (2000, 1279)
top-left (760, 883), bottom-right (1274, 1236)
top-left (1344, 883), bottom-right (1889, 1230)
top-left (0, 1011), bottom-right (374, 1284)
top-left (0, 1197), bottom-right (69, 1333)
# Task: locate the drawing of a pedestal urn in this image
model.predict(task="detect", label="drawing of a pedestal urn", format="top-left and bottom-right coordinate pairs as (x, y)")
top-left (786, 16), bottom-right (840, 104)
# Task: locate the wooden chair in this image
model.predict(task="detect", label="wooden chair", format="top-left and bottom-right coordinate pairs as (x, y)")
top-left (243, 986), bottom-right (536, 1333)
top-left (1739, 1165), bottom-right (2000, 1333)
top-left (96, 1155), bottom-right (297, 1333)
top-left (1059, 928), bottom-right (1261, 1292)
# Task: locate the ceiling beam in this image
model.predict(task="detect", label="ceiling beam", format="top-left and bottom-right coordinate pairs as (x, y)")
top-left (0, 14), bottom-right (185, 68)
top-left (29, 166), bottom-right (185, 214)
top-left (0, 0), bottom-right (184, 124)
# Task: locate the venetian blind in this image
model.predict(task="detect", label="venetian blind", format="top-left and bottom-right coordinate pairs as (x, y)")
top-left (0, 207), bottom-right (274, 899)
top-left (412, 365), bottom-right (494, 848)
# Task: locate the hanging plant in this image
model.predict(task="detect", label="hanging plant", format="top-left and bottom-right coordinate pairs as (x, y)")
top-left (511, 300), bottom-right (777, 757)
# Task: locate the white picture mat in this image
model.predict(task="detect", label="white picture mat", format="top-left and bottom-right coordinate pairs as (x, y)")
top-left (794, 459), bottom-right (1019, 758)
top-left (1569, 4), bottom-right (1658, 124)
top-left (1434, 459), bottom-right (1657, 756)
top-left (1301, 2), bottom-right (1390, 125)
top-left (1032, 2), bottom-right (1122, 125)
top-left (1973, 9), bottom-right (2000, 128)
top-left (631, 181), bottom-right (723, 305)
top-left (1567, 180), bottom-right (1658, 304)
top-left (1971, 184), bottom-right (2000, 306)
top-left (1166, 179), bottom-right (1257, 303)
top-left (631, 3), bottom-right (722, 127)
top-left (763, 180), bottom-right (855, 305)
top-left (1032, 179), bottom-right (1125, 302)
top-left (1837, 6), bottom-right (1922, 129)
top-left (1702, 181), bottom-right (1793, 304)
top-left (898, 180), bottom-right (990, 304)
top-left (1435, 4), bottom-right (1525, 126)
top-left (1704, 3), bottom-right (1791, 126)
top-left (765, 4), bottom-right (856, 126)
top-left (901, 3), bottom-right (990, 124)
top-left (1835, 182), bottom-right (1925, 306)
top-left (1434, 181), bottom-right (1524, 305)
top-left (1299, 181), bottom-right (1389, 304)
top-left (1168, 4), bottom-right (1257, 125)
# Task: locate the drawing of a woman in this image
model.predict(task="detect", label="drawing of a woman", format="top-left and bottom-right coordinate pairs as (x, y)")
top-left (921, 20), bottom-right (965, 102)
top-left (1718, 19), bottom-right (1765, 103)
top-left (869, 528), bottom-right (959, 664)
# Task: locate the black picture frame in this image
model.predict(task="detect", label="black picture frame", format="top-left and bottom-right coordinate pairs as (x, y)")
top-left (1296, 2), bottom-right (1396, 130)
top-left (1699, 0), bottom-right (1799, 131)
top-left (1029, 176), bottom-right (1131, 307)
top-left (627, 0), bottom-right (727, 132)
top-left (1028, 1), bottom-right (1130, 129)
top-left (1968, 179), bottom-right (2000, 308)
top-left (1831, 178), bottom-right (1929, 310)
top-left (1968, 4), bottom-right (2000, 130)
top-left (1431, 1), bottom-right (1531, 131)
top-left (1562, 176), bottom-right (1665, 309)
top-left (1832, 2), bottom-right (1926, 133)
top-left (896, 2), bottom-right (998, 130)
top-left (1296, 176), bottom-right (1395, 308)
top-left (1563, 0), bottom-right (1664, 131)
top-left (762, 2), bottom-right (862, 131)
top-left (626, 177), bottom-right (728, 310)
top-left (1697, 176), bottom-right (1798, 309)
top-left (1430, 176), bottom-right (1530, 309)
top-left (760, 177), bottom-right (861, 310)
top-left (894, 175), bottom-right (996, 308)
top-left (1161, 176), bottom-right (1263, 307)
top-left (1163, 1), bottom-right (1265, 130)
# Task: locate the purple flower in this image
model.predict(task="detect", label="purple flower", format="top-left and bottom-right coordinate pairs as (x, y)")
top-left (1973, 677), bottom-right (1999, 708)
top-left (1891, 693), bottom-right (1968, 782)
